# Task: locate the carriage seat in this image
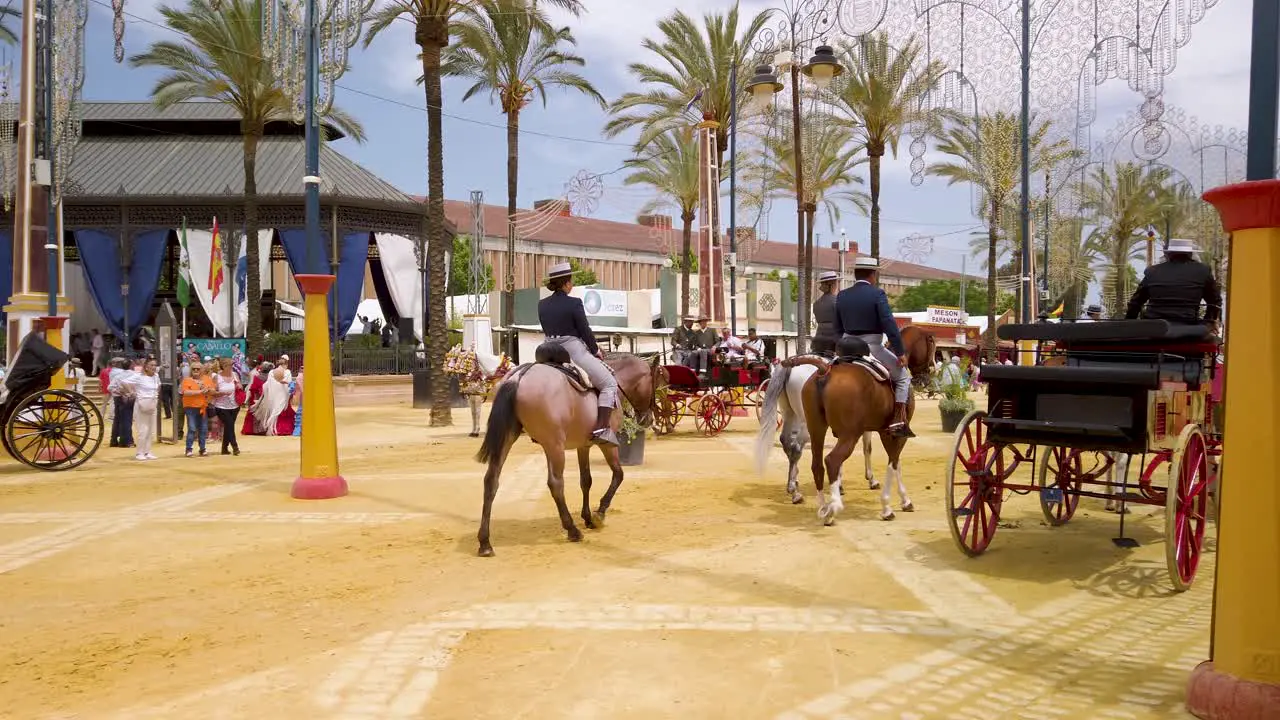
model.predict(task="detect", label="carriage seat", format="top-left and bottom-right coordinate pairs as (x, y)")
top-left (1001, 320), bottom-right (1217, 388)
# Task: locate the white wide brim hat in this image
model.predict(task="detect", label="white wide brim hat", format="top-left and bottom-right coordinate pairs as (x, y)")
top-left (1166, 238), bottom-right (1198, 254)
top-left (854, 256), bottom-right (879, 269)
top-left (817, 270), bottom-right (840, 283)
top-left (546, 261), bottom-right (574, 281)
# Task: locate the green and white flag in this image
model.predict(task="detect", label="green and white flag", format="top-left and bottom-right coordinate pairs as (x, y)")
top-left (177, 216), bottom-right (192, 308)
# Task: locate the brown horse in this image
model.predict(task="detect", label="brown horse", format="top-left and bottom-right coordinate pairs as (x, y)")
top-left (474, 348), bottom-right (662, 556)
top-left (756, 326), bottom-right (934, 521)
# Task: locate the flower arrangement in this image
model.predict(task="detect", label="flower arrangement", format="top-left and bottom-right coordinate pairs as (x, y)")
top-left (444, 345), bottom-right (511, 396)
top-left (618, 396), bottom-right (644, 443)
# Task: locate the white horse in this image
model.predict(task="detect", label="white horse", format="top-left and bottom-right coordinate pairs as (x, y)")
top-left (754, 361), bottom-right (913, 521)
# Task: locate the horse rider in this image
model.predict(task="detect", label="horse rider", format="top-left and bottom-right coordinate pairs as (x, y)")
top-left (811, 270), bottom-right (840, 357)
top-left (1124, 237), bottom-right (1222, 333)
top-left (833, 256), bottom-right (915, 438)
top-left (538, 261), bottom-right (619, 445)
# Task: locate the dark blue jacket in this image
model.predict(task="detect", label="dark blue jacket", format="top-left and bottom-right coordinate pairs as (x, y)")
top-left (539, 291), bottom-right (599, 355)
top-left (833, 281), bottom-right (905, 356)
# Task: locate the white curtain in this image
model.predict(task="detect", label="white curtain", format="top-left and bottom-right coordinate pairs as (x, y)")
top-left (374, 233), bottom-right (423, 343)
top-left (186, 228), bottom-right (272, 337)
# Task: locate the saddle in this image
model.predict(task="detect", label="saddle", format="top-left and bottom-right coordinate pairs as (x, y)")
top-left (534, 342), bottom-right (603, 394)
top-left (829, 335), bottom-right (892, 384)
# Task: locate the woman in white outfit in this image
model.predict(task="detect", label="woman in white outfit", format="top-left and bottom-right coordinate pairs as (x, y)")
top-left (121, 358), bottom-right (161, 460)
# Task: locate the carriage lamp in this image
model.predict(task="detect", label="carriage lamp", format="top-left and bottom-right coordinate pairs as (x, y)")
top-left (744, 64), bottom-right (783, 112)
top-left (801, 45), bottom-right (843, 89)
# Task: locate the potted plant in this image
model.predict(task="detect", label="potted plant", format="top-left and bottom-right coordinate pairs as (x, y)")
top-left (938, 359), bottom-right (975, 433)
top-left (617, 397), bottom-right (645, 466)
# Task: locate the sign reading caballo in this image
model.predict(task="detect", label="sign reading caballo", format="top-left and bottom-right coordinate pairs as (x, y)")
top-left (926, 306), bottom-right (968, 326)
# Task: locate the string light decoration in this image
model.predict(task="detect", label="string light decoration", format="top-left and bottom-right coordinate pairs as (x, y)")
top-left (0, 57), bottom-right (16, 211)
top-left (565, 169), bottom-right (603, 216)
top-left (261, 0), bottom-right (372, 123)
top-left (51, 0), bottom-right (89, 202)
top-left (897, 232), bottom-right (934, 265)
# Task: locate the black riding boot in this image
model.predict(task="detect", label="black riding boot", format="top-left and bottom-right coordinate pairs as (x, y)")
top-left (592, 406), bottom-right (618, 445)
top-left (889, 402), bottom-right (916, 438)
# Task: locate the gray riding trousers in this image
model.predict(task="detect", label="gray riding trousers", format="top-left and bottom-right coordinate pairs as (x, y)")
top-left (545, 336), bottom-right (617, 408)
top-left (844, 333), bottom-right (911, 404)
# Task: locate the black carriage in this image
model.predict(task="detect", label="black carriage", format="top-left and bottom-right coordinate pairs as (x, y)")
top-left (1, 333), bottom-right (105, 470)
top-left (946, 320), bottom-right (1220, 592)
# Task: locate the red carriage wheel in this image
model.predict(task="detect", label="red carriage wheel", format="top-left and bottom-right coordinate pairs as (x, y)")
top-left (945, 410), bottom-right (1005, 557)
top-left (654, 394), bottom-right (680, 436)
top-left (1036, 446), bottom-right (1083, 526)
top-left (694, 395), bottom-right (731, 437)
top-left (1165, 424), bottom-right (1210, 592)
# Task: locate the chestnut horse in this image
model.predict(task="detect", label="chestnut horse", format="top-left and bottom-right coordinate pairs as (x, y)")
top-left (755, 326), bottom-right (934, 522)
top-left (474, 348), bottom-right (662, 556)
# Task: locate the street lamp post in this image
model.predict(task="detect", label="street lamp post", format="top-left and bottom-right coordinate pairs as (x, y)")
top-left (262, 0), bottom-right (370, 500)
top-left (744, 20), bottom-right (844, 353)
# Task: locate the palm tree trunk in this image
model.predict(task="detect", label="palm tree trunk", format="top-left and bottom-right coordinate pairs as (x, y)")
top-left (679, 212), bottom-right (693, 320)
top-left (421, 36), bottom-right (451, 426)
top-left (505, 110), bottom-right (520, 357)
top-left (869, 151), bottom-right (882, 259)
top-left (242, 129), bottom-right (262, 357)
top-left (986, 200), bottom-right (999, 361)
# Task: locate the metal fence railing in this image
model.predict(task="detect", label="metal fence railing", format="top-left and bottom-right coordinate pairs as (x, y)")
top-left (258, 344), bottom-right (427, 376)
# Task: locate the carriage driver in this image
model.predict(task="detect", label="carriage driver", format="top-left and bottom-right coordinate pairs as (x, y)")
top-left (833, 256), bottom-right (915, 438)
top-left (538, 262), bottom-right (620, 445)
top-left (1124, 237), bottom-right (1222, 333)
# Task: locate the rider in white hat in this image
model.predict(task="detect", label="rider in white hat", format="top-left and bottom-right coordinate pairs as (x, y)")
top-left (1124, 237), bottom-right (1222, 331)
top-left (538, 261), bottom-right (619, 444)
top-left (811, 270), bottom-right (841, 357)
top-left (832, 256), bottom-right (914, 437)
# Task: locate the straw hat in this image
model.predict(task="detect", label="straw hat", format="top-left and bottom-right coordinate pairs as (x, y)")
top-left (1166, 238), bottom-right (1198, 254)
top-left (546, 261), bottom-right (573, 281)
top-left (817, 270), bottom-right (840, 283)
top-left (854, 256), bottom-right (879, 269)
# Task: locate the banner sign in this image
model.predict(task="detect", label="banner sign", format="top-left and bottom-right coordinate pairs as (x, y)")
top-left (181, 337), bottom-right (247, 360)
top-left (572, 288), bottom-right (628, 318)
top-left (926, 306), bottom-right (968, 326)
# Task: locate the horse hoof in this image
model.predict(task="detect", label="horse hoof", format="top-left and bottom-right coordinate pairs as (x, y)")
top-left (591, 511), bottom-right (607, 529)
top-left (901, 503), bottom-right (915, 513)
top-left (791, 494), bottom-right (804, 505)
top-left (567, 530), bottom-right (584, 543)
top-left (868, 481), bottom-right (881, 490)
top-left (478, 546), bottom-right (495, 557)
top-left (469, 432), bottom-right (480, 438)
top-left (880, 512), bottom-right (896, 521)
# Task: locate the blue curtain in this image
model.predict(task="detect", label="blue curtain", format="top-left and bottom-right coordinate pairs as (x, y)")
top-left (0, 230), bottom-right (11, 327)
top-left (75, 229), bottom-right (168, 340)
top-left (278, 228), bottom-right (369, 338)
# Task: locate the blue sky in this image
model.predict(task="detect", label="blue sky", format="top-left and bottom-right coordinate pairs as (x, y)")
top-left (79, 0), bottom-right (1252, 275)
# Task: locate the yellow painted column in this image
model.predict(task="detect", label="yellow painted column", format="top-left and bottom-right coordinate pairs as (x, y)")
top-left (1186, 179), bottom-right (1280, 718)
top-left (41, 316), bottom-right (66, 389)
top-left (290, 274), bottom-right (346, 500)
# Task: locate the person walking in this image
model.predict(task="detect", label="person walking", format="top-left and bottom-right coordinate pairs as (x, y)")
top-left (211, 358), bottom-right (243, 455)
top-left (181, 361), bottom-right (215, 457)
top-left (107, 358), bottom-right (135, 448)
top-left (121, 358), bottom-right (161, 461)
top-left (90, 330), bottom-right (104, 374)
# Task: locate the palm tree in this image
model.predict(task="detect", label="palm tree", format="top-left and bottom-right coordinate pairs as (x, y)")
top-left (929, 111), bottom-right (1075, 357)
top-left (830, 32), bottom-right (945, 259)
top-left (364, 0), bottom-right (584, 425)
top-left (1080, 162), bottom-right (1171, 313)
top-left (130, 0), bottom-right (365, 357)
top-left (622, 129), bottom-right (700, 320)
top-left (442, 0), bottom-right (604, 354)
top-left (0, 6), bottom-right (19, 45)
top-left (746, 122), bottom-right (868, 286)
top-left (605, 4), bottom-right (768, 174)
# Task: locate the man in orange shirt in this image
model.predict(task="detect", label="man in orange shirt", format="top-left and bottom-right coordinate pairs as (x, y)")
top-left (181, 362), bottom-right (217, 457)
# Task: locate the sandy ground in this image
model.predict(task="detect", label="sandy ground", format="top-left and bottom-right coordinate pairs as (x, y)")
top-left (0, 395), bottom-right (1212, 719)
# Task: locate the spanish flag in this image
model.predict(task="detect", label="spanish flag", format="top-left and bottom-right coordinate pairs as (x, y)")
top-left (1047, 302), bottom-right (1064, 319)
top-left (208, 216), bottom-right (224, 301)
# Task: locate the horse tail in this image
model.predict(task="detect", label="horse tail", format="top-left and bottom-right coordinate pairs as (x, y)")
top-left (755, 364), bottom-right (790, 474)
top-left (475, 373), bottom-right (523, 464)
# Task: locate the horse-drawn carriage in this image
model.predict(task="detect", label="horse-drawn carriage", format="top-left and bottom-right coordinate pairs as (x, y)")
top-left (654, 360), bottom-right (773, 437)
top-left (0, 333), bottom-right (104, 470)
top-left (946, 320), bottom-right (1221, 591)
